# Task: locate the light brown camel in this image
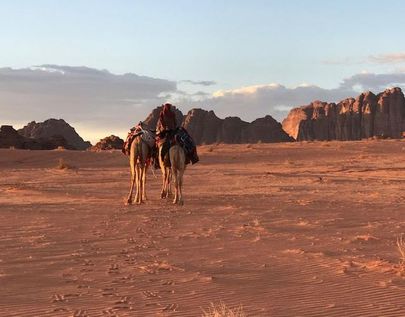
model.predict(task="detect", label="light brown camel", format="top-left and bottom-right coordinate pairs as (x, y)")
top-left (126, 135), bottom-right (150, 205)
top-left (159, 144), bottom-right (186, 205)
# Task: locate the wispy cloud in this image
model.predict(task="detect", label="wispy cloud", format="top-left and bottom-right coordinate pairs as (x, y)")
top-left (369, 53), bottom-right (405, 64)
top-left (323, 52), bottom-right (405, 65)
top-left (180, 79), bottom-right (217, 86)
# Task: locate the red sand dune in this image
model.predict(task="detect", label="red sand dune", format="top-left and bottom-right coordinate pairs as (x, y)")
top-left (1, 141), bottom-right (405, 316)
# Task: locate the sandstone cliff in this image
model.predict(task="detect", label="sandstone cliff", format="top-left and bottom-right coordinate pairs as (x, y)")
top-left (143, 107), bottom-right (293, 144)
top-left (18, 119), bottom-right (92, 150)
top-left (282, 87), bottom-right (405, 141)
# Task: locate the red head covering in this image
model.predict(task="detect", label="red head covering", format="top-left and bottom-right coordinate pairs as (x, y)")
top-left (160, 103), bottom-right (175, 123)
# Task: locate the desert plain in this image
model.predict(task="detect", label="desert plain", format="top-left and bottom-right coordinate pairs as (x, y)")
top-left (1, 140), bottom-right (405, 317)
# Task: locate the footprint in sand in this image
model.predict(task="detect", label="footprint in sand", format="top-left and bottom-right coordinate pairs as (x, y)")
top-left (162, 303), bottom-right (178, 312)
top-left (52, 294), bottom-right (66, 303)
top-left (102, 287), bottom-right (117, 296)
top-left (73, 309), bottom-right (88, 317)
top-left (102, 308), bottom-right (117, 316)
top-left (142, 290), bottom-right (161, 299)
top-left (113, 296), bottom-right (132, 310)
top-left (108, 264), bottom-right (120, 274)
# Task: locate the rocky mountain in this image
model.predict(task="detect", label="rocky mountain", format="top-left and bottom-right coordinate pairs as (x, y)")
top-left (91, 135), bottom-right (124, 151)
top-left (18, 119), bottom-right (92, 150)
top-left (0, 125), bottom-right (70, 150)
top-left (282, 87), bottom-right (405, 141)
top-left (142, 107), bottom-right (293, 144)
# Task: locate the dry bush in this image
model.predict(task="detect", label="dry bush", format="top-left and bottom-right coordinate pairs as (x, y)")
top-left (55, 146), bottom-right (65, 151)
top-left (202, 302), bottom-right (245, 317)
top-left (397, 234), bottom-right (405, 268)
top-left (246, 144), bottom-right (253, 148)
top-left (56, 158), bottom-right (73, 170)
top-left (207, 146), bottom-right (214, 152)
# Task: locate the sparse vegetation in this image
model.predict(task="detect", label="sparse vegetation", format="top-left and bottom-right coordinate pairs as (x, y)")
top-left (202, 302), bottom-right (245, 317)
top-left (207, 146), bottom-right (214, 152)
top-left (397, 234), bottom-right (405, 269)
top-left (56, 158), bottom-right (73, 170)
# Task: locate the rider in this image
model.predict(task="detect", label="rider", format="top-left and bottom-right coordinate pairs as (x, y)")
top-left (156, 103), bottom-right (177, 140)
top-left (155, 103), bottom-right (177, 167)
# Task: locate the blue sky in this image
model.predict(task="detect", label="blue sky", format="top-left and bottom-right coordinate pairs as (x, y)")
top-left (1, 0), bottom-right (405, 141)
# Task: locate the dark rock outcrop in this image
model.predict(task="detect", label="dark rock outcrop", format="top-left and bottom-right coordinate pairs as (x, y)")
top-left (91, 135), bottom-right (124, 151)
top-left (141, 106), bottom-right (292, 144)
top-left (182, 109), bottom-right (292, 144)
top-left (18, 119), bottom-right (91, 150)
top-left (282, 87), bottom-right (405, 141)
top-left (0, 125), bottom-right (70, 149)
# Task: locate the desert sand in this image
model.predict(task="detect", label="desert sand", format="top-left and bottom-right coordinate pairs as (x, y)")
top-left (1, 140), bottom-right (405, 316)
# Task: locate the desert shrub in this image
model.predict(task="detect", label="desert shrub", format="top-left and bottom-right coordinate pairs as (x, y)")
top-left (397, 234), bottom-right (405, 269)
top-left (56, 158), bottom-right (73, 170)
top-left (207, 146), bottom-right (214, 152)
top-left (202, 302), bottom-right (245, 317)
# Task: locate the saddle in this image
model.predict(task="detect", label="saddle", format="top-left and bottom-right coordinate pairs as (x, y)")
top-left (159, 128), bottom-right (199, 166)
top-left (122, 122), bottom-right (156, 156)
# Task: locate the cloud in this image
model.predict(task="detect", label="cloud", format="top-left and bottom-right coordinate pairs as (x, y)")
top-left (0, 65), bottom-right (177, 141)
top-left (323, 53), bottom-right (405, 65)
top-left (369, 53), bottom-right (405, 64)
top-left (180, 79), bottom-right (217, 86)
top-left (339, 72), bottom-right (405, 91)
top-left (194, 71), bottom-right (405, 122)
top-left (195, 83), bottom-right (356, 122)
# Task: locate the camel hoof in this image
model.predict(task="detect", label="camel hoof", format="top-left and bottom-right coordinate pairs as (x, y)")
top-left (178, 200), bottom-right (184, 206)
top-left (125, 199), bottom-right (133, 205)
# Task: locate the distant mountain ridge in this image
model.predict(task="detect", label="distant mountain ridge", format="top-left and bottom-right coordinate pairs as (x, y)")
top-left (143, 106), bottom-right (293, 144)
top-left (282, 87), bottom-right (405, 141)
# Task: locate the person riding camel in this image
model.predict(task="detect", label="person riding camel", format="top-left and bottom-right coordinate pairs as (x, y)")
top-left (154, 103), bottom-right (177, 168)
top-left (156, 103), bottom-right (177, 142)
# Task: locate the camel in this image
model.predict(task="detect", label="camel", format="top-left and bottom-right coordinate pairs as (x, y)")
top-left (159, 143), bottom-right (186, 205)
top-left (126, 135), bottom-right (150, 205)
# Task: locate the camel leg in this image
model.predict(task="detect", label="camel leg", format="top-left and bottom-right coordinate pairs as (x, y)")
top-left (142, 165), bottom-right (147, 201)
top-left (165, 168), bottom-right (171, 198)
top-left (167, 169), bottom-right (172, 198)
top-left (126, 158), bottom-right (136, 205)
top-left (172, 168), bottom-right (178, 204)
top-left (134, 165), bottom-right (141, 204)
top-left (177, 168), bottom-right (184, 205)
top-left (160, 166), bottom-right (166, 199)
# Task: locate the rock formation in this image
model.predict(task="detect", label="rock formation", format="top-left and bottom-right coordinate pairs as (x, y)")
top-left (0, 125), bottom-right (70, 150)
top-left (91, 135), bottom-right (124, 151)
top-left (18, 119), bottom-right (91, 150)
top-left (142, 107), bottom-right (293, 144)
top-left (282, 87), bottom-right (405, 141)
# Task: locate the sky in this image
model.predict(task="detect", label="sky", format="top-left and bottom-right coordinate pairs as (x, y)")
top-left (1, 0), bottom-right (405, 142)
